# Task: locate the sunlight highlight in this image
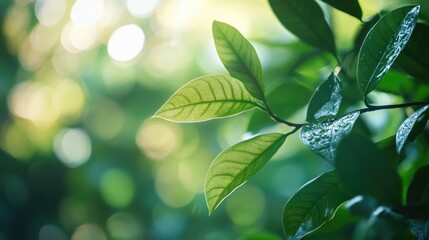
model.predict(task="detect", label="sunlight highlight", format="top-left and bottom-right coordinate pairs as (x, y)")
top-left (127, 0), bottom-right (159, 18)
top-left (108, 24), bottom-right (145, 62)
top-left (54, 128), bottom-right (92, 168)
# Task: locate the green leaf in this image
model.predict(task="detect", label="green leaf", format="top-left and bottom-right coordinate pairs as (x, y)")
top-left (336, 134), bottom-right (402, 205)
top-left (212, 21), bottom-right (265, 102)
top-left (407, 165), bottom-right (429, 205)
top-left (396, 104), bottom-right (429, 154)
top-left (320, 0), bottom-right (362, 20)
top-left (397, 23), bottom-right (429, 80)
top-left (283, 170), bottom-right (347, 240)
top-left (154, 75), bottom-right (257, 122)
top-left (205, 133), bottom-right (287, 214)
top-left (357, 5), bottom-right (420, 95)
top-left (268, 0), bottom-right (337, 56)
top-left (270, 81), bottom-right (313, 120)
top-left (300, 112), bottom-right (360, 164)
top-left (306, 73), bottom-right (342, 123)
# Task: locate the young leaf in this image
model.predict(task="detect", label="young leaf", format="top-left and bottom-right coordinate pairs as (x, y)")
top-left (407, 165), bottom-right (429, 205)
top-left (300, 112), bottom-right (360, 164)
top-left (283, 170), bottom-right (347, 240)
top-left (212, 21), bottom-right (265, 102)
top-left (154, 75), bottom-right (258, 122)
top-left (320, 0), bottom-right (362, 20)
top-left (357, 5), bottom-right (420, 96)
top-left (268, 0), bottom-right (337, 56)
top-left (306, 73), bottom-right (342, 123)
top-left (336, 134), bottom-right (402, 206)
top-left (396, 104), bottom-right (429, 154)
top-left (205, 133), bottom-right (287, 214)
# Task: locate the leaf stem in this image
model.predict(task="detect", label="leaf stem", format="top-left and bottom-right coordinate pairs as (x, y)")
top-left (357, 100), bottom-right (429, 114)
top-left (256, 104), bottom-right (304, 127)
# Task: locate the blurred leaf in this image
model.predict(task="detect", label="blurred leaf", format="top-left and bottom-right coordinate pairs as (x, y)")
top-left (239, 232), bottom-right (282, 240)
top-left (396, 104), bottom-right (429, 154)
top-left (336, 134), bottom-right (402, 205)
top-left (205, 133), bottom-right (287, 214)
top-left (247, 110), bottom-right (274, 133)
top-left (397, 23), bottom-right (429, 80)
top-left (213, 21), bottom-right (265, 102)
top-left (300, 112), bottom-right (360, 164)
top-left (357, 5), bottom-right (420, 96)
top-left (377, 136), bottom-right (402, 166)
top-left (376, 70), bottom-right (413, 96)
top-left (282, 170), bottom-right (347, 240)
top-left (407, 165), bottom-right (429, 205)
top-left (269, 81), bottom-right (313, 119)
top-left (268, 0), bottom-right (337, 56)
top-left (154, 75), bottom-right (258, 122)
top-left (306, 73), bottom-right (342, 123)
top-left (346, 196), bottom-right (379, 218)
top-left (320, 0), bottom-right (362, 20)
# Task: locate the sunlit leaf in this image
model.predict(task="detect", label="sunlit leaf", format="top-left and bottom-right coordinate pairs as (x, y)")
top-left (357, 5), bottom-right (419, 95)
top-left (396, 104), bottom-right (429, 154)
top-left (213, 21), bottom-right (265, 102)
top-left (283, 170), bottom-right (347, 240)
top-left (300, 112), bottom-right (360, 164)
top-left (407, 165), bottom-right (429, 205)
top-left (205, 133), bottom-right (287, 214)
top-left (397, 23), bottom-right (429, 80)
top-left (320, 0), bottom-right (362, 20)
top-left (306, 73), bottom-right (342, 123)
top-left (268, 0), bottom-right (337, 56)
top-left (336, 134), bottom-right (402, 205)
top-left (154, 75), bottom-right (258, 122)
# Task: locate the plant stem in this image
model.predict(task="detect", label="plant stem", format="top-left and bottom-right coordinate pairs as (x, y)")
top-left (357, 100), bottom-right (429, 114)
top-left (256, 104), bottom-right (304, 127)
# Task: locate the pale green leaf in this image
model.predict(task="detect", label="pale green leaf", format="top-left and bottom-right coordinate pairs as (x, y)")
top-left (306, 73), bottom-right (342, 123)
top-left (213, 21), bottom-right (265, 102)
top-left (396, 104), bottom-right (429, 154)
top-left (283, 170), bottom-right (346, 240)
top-left (205, 133), bottom-right (287, 214)
top-left (154, 75), bottom-right (257, 122)
top-left (357, 5), bottom-right (419, 95)
top-left (300, 112), bottom-right (360, 164)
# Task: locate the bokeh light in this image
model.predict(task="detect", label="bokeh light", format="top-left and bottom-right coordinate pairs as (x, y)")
top-left (127, 0), bottom-right (159, 18)
top-left (71, 0), bottom-right (104, 28)
top-left (99, 168), bottom-right (135, 209)
top-left (108, 24), bottom-right (145, 62)
top-left (35, 0), bottom-right (66, 26)
top-left (71, 223), bottom-right (106, 240)
top-left (39, 225), bottom-right (67, 240)
top-left (54, 128), bottom-right (92, 168)
top-left (106, 212), bottom-right (143, 239)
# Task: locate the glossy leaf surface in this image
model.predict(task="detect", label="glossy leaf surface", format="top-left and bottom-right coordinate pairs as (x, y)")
top-left (213, 21), bottom-right (265, 102)
top-left (300, 112), bottom-right (360, 164)
top-left (336, 134), bottom-right (402, 205)
top-left (205, 133), bottom-right (287, 214)
top-left (283, 170), bottom-right (346, 240)
top-left (407, 165), bottom-right (429, 204)
top-left (268, 0), bottom-right (337, 56)
top-left (320, 0), bottom-right (362, 20)
top-left (357, 5), bottom-right (419, 95)
top-left (154, 75), bottom-right (257, 122)
top-left (396, 104), bottom-right (429, 154)
top-left (306, 73), bottom-right (342, 123)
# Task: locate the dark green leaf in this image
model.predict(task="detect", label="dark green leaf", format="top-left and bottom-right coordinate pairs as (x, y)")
top-left (212, 21), bottom-right (265, 102)
top-left (410, 219), bottom-right (429, 240)
top-left (239, 232), bottom-right (282, 240)
top-left (283, 170), bottom-right (347, 240)
top-left (154, 75), bottom-right (257, 122)
top-left (397, 23), bottom-right (429, 80)
top-left (396, 104), bottom-right (429, 154)
top-left (357, 5), bottom-right (420, 95)
top-left (407, 165), bottom-right (429, 205)
top-left (300, 112), bottom-right (360, 164)
top-left (268, 0), bottom-right (337, 56)
top-left (306, 73), bottom-right (342, 123)
top-left (320, 0), bottom-right (362, 20)
top-left (205, 133), bottom-right (287, 214)
top-left (336, 134), bottom-right (402, 205)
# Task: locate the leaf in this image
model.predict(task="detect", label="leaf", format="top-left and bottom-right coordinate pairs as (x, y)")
top-left (336, 134), bottom-right (402, 205)
top-left (407, 165), bottom-right (429, 205)
top-left (306, 73), bottom-right (342, 123)
top-left (212, 21), bottom-right (265, 102)
top-left (397, 23), bottom-right (429, 80)
top-left (154, 75), bottom-right (257, 122)
top-left (300, 112), bottom-right (360, 164)
top-left (410, 220), bottom-right (429, 240)
top-left (205, 133), bottom-right (287, 214)
top-left (282, 170), bottom-right (347, 240)
top-left (396, 104), bottom-right (429, 154)
top-left (270, 81), bottom-right (313, 120)
top-left (320, 0), bottom-right (362, 20)
top-left (268, 0), bottom-right (337, 56)
top-left (357, 5), bottom-right (420, 95)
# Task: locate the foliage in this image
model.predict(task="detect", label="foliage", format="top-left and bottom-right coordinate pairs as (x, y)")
top-left (155, 1), bottom-right (429, 239)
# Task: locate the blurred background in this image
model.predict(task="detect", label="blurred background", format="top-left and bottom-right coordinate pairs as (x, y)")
top-left (0, 0), bottom-right (427, 239)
